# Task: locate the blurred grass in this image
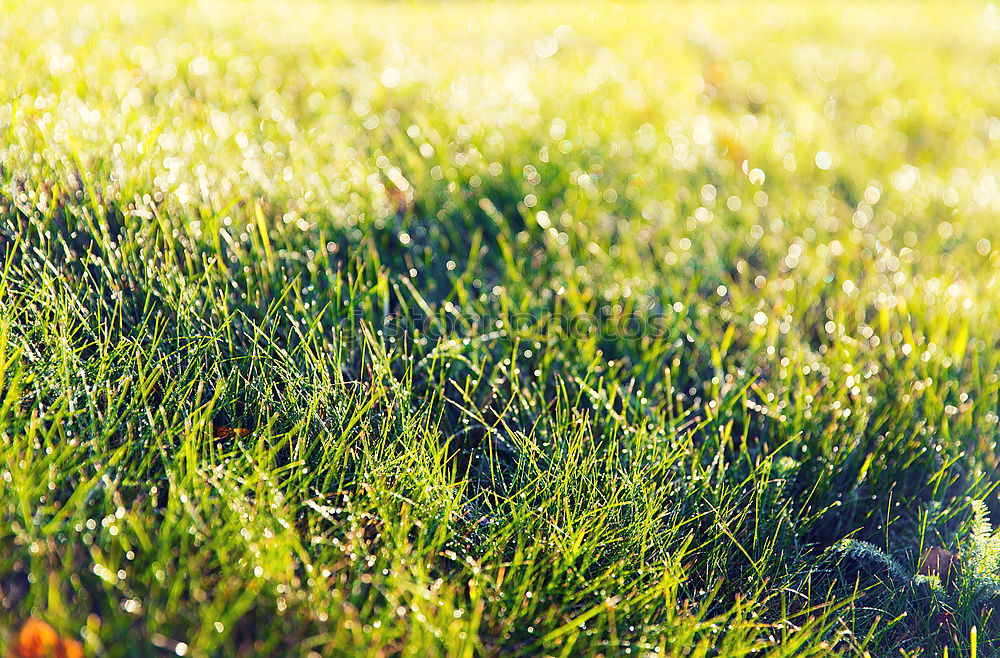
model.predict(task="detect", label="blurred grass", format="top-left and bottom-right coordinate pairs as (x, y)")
top-left (1, 0), bottom-right (999, 655)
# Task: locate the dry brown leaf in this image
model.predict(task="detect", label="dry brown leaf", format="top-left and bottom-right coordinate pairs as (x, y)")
top-left (213, 425), bottom-right (251, 439)
top-left (919, 546), bottom-right (959, 585)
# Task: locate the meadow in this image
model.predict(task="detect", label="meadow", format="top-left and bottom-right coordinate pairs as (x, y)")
top-left (2, 1), bottom-right (1000, 655)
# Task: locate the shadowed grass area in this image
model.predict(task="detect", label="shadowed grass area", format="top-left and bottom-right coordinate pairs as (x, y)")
top-left (1, 1), bottom-right (999, 655)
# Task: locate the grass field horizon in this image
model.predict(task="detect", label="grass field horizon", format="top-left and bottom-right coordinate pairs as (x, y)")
top-left (2, 1), bottom-right (1000, 655)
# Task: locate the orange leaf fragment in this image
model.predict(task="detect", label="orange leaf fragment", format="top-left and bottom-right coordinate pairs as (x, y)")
top-left (8, 618), bottom-right (84, 658)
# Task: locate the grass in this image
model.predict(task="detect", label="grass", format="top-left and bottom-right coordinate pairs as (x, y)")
top-left (1, 0), bottom-right (999, 655)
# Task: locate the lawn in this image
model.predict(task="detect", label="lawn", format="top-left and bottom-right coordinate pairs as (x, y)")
top-left (2, 1), bottom-right (1000, 655)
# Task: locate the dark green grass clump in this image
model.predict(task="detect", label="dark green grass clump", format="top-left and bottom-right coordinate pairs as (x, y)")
top-left (1, 1), bottom-right (1000, 655)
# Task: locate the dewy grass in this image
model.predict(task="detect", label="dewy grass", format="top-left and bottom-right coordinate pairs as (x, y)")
top-left (1, 0), bottom-right (999, 656)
